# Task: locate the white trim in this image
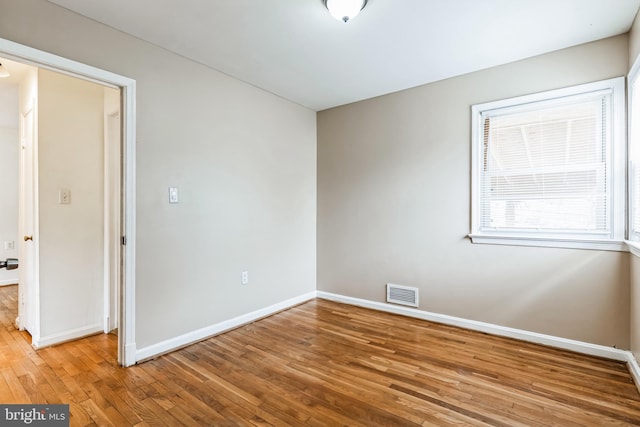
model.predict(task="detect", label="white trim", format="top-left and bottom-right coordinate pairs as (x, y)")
top-left (470, 102), bottom-right (482, 235)
top-left (476, 81), bottom-right (621, 112)
top-left (125, 342), bottom-right (137, 364)
top-left (122, 80), bottom-right (137, 367)
top-left (612, 76), bottom-right (628, 240)
top-left (630, 53), bottom-right (640, 88)
top-left (626, 240), bottom-right (640, 257)
top-left (103, 107), bottom-right (121, 335)
top-left (0, 279), bottom-right (18, 286)
top-left (629, 354), bottom-right (640, 391)
top-left (33, 323), bottom-right (103, 349)
top-left (135, 292), bottom-right (316, 363)
top-left (0, 41), bottom-right (125, 89)
top-left (103, 111), bottom-right (110, 334)
top-left (32, 101), bottom-right (40, 345)
top-left (629, 55), bottom-right (640, 242)
top-left (0, 37), bottom-right (137, 367)
top-left (469, 234), bottom-right (628, 252)
top-left (316, 292), bottom-right (632, 361)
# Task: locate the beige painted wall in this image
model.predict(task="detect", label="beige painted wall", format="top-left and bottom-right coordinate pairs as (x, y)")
top-left (37, 69), bottom-right (105, 338)
top-left (0, 0), bottom-right (316, 349)
top-left (0, 127), bottom-right (18, 285)
top-left (631, 256), bottom-right (640, 362)
top-left (318, 35), bottom-right (631, 348)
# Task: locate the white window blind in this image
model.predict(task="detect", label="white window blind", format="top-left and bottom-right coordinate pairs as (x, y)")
top-left (470, 77), bottom-right (626, 250)
top-left (480, 93), bottom-right (610, 236)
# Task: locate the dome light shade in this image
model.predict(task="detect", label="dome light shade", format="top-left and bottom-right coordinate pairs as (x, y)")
top-left (324, 0), bottom-right (367, 23)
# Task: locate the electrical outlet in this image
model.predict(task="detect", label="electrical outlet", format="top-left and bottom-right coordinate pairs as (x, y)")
top-left (4, 241), bottom-right (15, 250)
top-left (241, 271), bottom-right (249, 285)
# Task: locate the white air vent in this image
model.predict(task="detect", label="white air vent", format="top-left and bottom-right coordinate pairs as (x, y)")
top-left (386, 283), bottom-right (419, 308)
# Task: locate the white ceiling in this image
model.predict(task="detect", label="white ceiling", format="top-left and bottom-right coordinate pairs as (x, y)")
top-left (47, 0), bottom-right (640, 111)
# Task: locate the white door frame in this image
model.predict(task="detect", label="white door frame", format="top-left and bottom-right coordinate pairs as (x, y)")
top-left (104, 108), bottom-right (121, 335)
top-left (0, 37), bottom-right (137, 367)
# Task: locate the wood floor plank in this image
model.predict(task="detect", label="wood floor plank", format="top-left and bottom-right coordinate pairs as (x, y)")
top-left (68, 400), bottom-right (96, 427)
top-left (78, 398), bottom-right (117, 427)
top-left (1, 285), bottom-right (640, 425)
top-left (1, 366), bottom-right (31, 403)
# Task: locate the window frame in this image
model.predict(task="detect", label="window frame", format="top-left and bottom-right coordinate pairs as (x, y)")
top-left (469, 77), bottom-right (627, 251)
top-left (627, 58), bottom-right (640, 247)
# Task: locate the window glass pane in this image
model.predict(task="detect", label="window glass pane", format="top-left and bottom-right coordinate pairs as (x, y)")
top-left (480, 96), bottom-right (609, 234)
top-left (630, 72), bottom-right (640, 240)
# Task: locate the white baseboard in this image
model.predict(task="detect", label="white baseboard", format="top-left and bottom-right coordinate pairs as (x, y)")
top-left (629, 354), bottom-right (640, 390)
top-left (0, 279), bottom-right (18, 286)
top-left (135, 291), bottom-right (316, 363)
top-left (34, 323), bottom-right (103, 349)
top-left (317, 291), bottom-right (636, 364)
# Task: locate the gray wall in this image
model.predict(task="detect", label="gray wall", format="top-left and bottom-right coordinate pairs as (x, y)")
top-left (318, 35), bottom-right (630, 348)
top-left (0, 0), bottom-right (316, 350)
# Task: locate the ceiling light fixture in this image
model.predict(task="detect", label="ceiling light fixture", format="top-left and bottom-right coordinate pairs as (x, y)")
top-left (0, 63), bottom-right (9, 78)
top-left (324, 0), bottom-right (367, 23)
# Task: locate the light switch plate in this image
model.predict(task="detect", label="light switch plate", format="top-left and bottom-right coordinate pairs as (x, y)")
top-left (59, 188), bottom-right (71, 204)
top-left (169, 187), bottom-right (179, 204)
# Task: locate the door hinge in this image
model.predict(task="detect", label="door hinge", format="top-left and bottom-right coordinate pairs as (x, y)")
top-left (121, 236), bottom-right (127, 246)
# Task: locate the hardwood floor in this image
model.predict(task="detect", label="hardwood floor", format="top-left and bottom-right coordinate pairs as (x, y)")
top-left (1, 284), bottom-right (640, 426)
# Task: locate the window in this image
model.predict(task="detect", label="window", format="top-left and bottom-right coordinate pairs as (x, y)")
top-left (629, 62), bottom-right (640, 244)
top-left (470, 78), bottom-right (626, 251)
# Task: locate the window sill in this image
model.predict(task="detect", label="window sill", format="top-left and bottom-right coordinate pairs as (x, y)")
top-left (625, 240), bottom-right (640, 258)
top-left (468, 234), bottom-right (628, 252)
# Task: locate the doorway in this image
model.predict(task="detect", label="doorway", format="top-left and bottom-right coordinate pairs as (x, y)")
top-left (0, 38), bottom-right (137, 367)
top-left (0, 74), bottom-right (19, 293)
